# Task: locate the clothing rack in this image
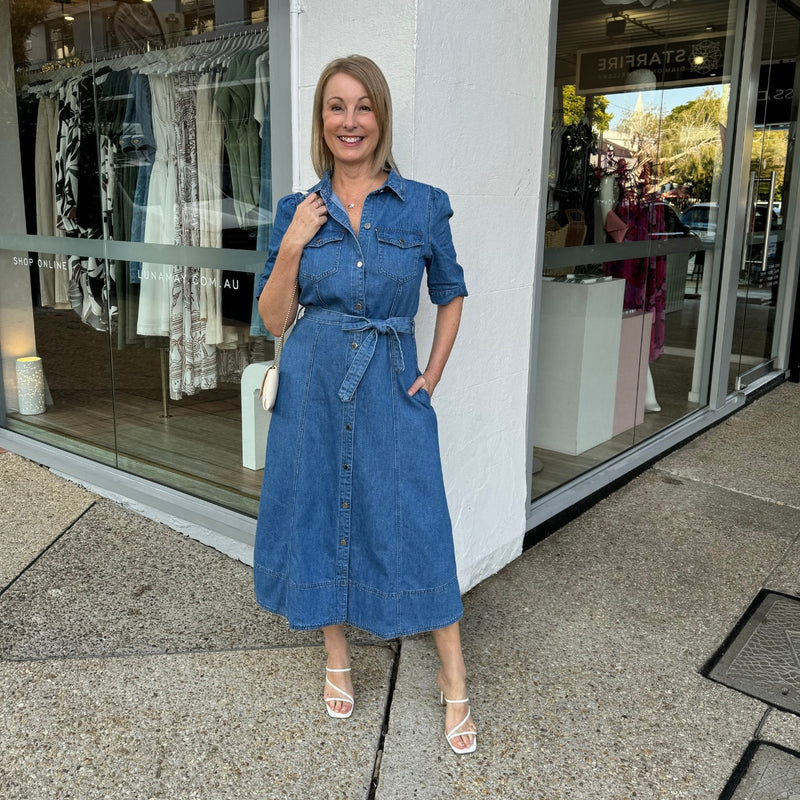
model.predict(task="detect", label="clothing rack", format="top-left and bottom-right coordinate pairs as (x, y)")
top-left (22, 23), bottom-right (268, 81)
top-left (94, 23), bottom-right (268, 63)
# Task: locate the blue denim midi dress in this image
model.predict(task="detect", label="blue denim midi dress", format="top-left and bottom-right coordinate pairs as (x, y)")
top-left (252, 170), bottom-right (468, 639)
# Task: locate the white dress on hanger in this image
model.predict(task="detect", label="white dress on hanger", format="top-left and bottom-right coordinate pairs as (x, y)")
top-left (35, 93), bottom-right (70, 309)
top-left (137, 73), bottom-right (177, 337)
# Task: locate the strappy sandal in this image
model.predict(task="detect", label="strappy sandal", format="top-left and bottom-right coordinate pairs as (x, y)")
top-left (324, 667), bottom-right (354, 719)
top-left (439, 692), bottom-right (478, 754)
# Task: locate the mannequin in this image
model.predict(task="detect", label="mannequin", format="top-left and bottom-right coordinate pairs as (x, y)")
top-left (594, 173), bottom-right (619, 244)
top-left (645, 367), bottom-right (661, 412)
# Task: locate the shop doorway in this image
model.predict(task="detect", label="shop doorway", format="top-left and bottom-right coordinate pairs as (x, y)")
top-left (731, 0), bottom-right (800, 391)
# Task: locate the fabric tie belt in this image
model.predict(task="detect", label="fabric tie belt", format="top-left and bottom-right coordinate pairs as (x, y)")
top-left (302, 307), bottom-right (415, 402)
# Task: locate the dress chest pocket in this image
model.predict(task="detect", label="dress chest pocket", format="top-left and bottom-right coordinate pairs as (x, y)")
top-left (300, 230), bottom-right (345, 281)
top-left (377, 229), bottom-right (424, 283)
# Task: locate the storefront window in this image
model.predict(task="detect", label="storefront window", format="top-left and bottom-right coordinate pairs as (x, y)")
top-left (533, 0), bottom-right (741, 499)
top-left (1, 0), bottom-right (275, 515)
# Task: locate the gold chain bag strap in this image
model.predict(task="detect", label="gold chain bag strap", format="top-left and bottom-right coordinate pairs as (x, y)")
top-left (259, 282), bottom-right (299, 412)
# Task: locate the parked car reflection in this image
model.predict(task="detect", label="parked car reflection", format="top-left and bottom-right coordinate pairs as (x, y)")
top-left (680, 201), bottom-right (782, 285)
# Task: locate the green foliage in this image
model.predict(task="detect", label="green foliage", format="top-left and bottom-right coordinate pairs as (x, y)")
top-left (9, 0), bottom-right (53, 66)
top-left (751, 129), bottom-right (788, 202)
top-left (562, 85), bottom-right (613, 133)
top-left (614, 88), bottom-right (727, 199)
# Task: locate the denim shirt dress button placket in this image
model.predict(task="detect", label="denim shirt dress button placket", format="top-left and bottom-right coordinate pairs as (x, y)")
top-left (253, 170), bottom-right (468, 639)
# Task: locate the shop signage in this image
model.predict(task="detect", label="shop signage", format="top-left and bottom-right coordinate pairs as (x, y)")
top-left (756, 61), bottom-right (795, 126)
top-left (576, 34), bottom-right (729, 95)
top-left (12, 255), bottom-right (68, 271)
top-left (9, 256), bottom-right (242, 290)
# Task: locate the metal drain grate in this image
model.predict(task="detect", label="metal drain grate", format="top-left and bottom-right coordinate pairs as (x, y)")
top-left (704, 590), bottom-right (800, 715)
top-left (720, 742), bottom-right (800, 799)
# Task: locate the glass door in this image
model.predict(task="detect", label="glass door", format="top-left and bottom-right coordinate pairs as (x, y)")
top-left (731, 0), bottom-right (800, 390)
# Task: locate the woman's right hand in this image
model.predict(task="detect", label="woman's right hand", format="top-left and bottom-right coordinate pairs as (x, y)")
top-left (283, 192), bottom-right (328, 250)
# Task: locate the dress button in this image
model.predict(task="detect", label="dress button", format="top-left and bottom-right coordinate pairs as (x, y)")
top-left (351, 342), bottom-right (358, 349)
top-left (342, 501), bottom-right (349, 509)
top-left (357, 261), bottom-right (363, 268)
top-left (363, 222), bottom-right (371, 230)
top-left (343, 464), bottom-right (350, 470)
top-left (345, 424), bottom-right (352, 431)
top-left (340, 538), bottom-right (347, 546)
top-left (355, 303), bottom-right (362, 311)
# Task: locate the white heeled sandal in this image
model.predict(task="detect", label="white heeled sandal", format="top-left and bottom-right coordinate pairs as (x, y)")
top-left (324, 667), bottom-right (354, 719)
top-left (439, 691), bottom-right (478, 754)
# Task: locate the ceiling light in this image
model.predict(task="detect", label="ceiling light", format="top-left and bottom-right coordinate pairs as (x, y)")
top-left (607, 17), bottom-right (627, 36)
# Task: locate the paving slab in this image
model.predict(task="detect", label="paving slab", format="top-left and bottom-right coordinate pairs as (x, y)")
top-left (757, 708), bottom-right (800, 752)
top-left (0, 645), bottom-right (393, 800)
top-left (377, 469), bottom-right (800, 799)
top-left (722, 741), bottom-right (800, 799)
top-left (763, 531), bottom-right (800, 598)
top-left (0, 498), bottom-right (376, 660)
top-left (659, 382), bottom-right (800, 509)
top-left (0, 452), bottom-right (95, 589)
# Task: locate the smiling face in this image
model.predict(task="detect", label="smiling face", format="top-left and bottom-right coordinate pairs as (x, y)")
top-left (321, 72), bottom-right (381, 173)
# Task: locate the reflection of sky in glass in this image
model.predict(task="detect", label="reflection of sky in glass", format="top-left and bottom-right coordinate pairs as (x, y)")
top-left (606, 85), bottom-right (719, 122)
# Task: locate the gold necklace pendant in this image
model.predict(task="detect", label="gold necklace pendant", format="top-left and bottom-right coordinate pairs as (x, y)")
top-left (337, 178), bottom-right (381, 211)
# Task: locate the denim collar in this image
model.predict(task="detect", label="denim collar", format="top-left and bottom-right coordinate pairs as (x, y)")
top-left (311, 168), bottom-right (406, 204)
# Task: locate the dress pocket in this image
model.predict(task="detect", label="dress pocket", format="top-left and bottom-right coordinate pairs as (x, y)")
top-left (408, 385), bottom-right (432, 408)
top-left (300, 230), bottom-right (345, 281)
top-left (377, 228), bottom-right (423, 283)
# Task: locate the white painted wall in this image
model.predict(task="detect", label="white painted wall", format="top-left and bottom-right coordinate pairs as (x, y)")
top-left (298, 0), bottom-right (552, 591)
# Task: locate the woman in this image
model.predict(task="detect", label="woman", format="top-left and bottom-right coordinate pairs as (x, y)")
top-left (254, 55), bottom-right (476, 755)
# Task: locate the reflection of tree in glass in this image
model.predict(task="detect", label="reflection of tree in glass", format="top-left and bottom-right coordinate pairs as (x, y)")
top-left (562, 85), bottom-right (613, 133)
top-left (9, 0), bottom-right (53, 65)
top-left (614, 89), bottom-right (729, 201)
top-left (751, 129), bottom-right (788, 202)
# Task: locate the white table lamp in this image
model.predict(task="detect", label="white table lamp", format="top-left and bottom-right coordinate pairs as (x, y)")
top-left (16, 357), bottom-right (46, 415)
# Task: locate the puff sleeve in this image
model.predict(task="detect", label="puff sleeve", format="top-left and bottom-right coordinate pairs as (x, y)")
top-left (426, 187), bottom-right (468, 305)
top-left (255, 192), bottom-right (302, 299)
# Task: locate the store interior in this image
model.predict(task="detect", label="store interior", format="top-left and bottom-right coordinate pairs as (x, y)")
top-left (531, 0), bottom-right (794, 500)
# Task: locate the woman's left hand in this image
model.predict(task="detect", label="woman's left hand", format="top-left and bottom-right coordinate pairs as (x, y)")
top-left (408, 372), bottom-right (438, 399)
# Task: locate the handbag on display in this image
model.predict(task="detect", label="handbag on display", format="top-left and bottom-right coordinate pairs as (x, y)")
top-left (259, 283), bottom-right (299, 412)
top-left (604, 209), bottom-right (629, 243)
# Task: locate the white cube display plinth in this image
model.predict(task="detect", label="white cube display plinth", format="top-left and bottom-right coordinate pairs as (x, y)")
top-left (534, 278), bottom-right (625, 455)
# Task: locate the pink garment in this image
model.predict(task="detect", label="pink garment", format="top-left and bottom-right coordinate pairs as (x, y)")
top-left (603, 201), bottom-right (666, 363)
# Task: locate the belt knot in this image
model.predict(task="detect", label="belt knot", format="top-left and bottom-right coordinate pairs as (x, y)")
top-left (338, 315), bottom-right (414, 402)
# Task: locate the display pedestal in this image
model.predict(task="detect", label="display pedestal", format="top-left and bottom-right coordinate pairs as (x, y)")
top-left (241, 361), bottom-right (273, 471)
top-left (613, 310), bottom-right (653, 436)
top-left (534, 278), bottom-right (625, 455)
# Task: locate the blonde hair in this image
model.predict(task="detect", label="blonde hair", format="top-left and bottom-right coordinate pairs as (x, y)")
top-left (311, 55), bottom-right (397, 177)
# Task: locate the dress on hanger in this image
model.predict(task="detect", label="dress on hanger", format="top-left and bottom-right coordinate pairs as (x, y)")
top-left (603, 199), bottom-right (667, 363)
top-left (35, 93), bottom-right (69, 308)
top-left (170, 69), bottom-right (218, 399)
top-left (55, 74), bottom-right (114, 332)
top-left (137, 73), bottom-right (177, 337)
top-left (196, 71), bottom-right (225, 346)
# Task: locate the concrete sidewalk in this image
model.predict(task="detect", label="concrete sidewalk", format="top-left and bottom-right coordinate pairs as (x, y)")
top-left (2, 382), bottom-right (800, 799)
